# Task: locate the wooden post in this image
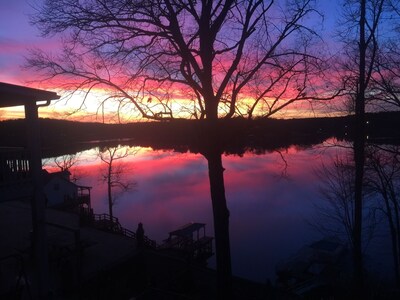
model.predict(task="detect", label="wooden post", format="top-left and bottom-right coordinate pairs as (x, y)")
top-left (25, 102), bottom-right (50, 299)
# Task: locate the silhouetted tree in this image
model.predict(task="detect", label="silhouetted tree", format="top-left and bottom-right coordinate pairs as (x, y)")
top-left (98, 146), bottom-right (136, 219)
top-left (43, 153), bottom-right (82, 181)
top-left (354, 0), bottom-right (368, 291)
top-left (52, 154), bottom-right (80, 172)
top-left (337, 0), bottom-right (385, 292)
top-left (337, 0), bottom-right (396, 113)
top-left (27, 0), bottom-right (338, 121)
top-left (371, 45), bottom-right (400, 110)
top-left (366, 0), bottom-right (400, 111)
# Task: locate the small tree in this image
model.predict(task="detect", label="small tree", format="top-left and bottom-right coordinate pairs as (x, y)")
top-left (53, 154), bottom-right (80, 172)
top-left (98, 145), bottom-right (137, 220)
top-left (42, 153), bottom-right (82, 181)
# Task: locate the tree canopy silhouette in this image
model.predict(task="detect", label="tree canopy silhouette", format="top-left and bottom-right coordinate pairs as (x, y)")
top-left (28, 0), bottom-right (335, 121)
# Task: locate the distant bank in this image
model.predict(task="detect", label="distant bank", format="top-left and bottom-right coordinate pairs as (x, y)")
top-left (1, 111), bottom-right (399, 157)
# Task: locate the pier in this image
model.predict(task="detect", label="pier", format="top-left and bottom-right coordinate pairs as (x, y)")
top-left (160, 223), bottom-right (214, 262)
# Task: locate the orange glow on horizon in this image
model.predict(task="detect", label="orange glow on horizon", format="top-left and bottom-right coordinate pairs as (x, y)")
top-left (0, 80), bottom-right (345, 122)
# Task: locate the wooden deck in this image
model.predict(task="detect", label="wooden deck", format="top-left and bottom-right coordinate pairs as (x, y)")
top-left (160, 223), bottom-right (214, 261)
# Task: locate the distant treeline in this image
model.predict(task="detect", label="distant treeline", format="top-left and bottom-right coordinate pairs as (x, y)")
top-left (1, 111), bottom-right (399, 157)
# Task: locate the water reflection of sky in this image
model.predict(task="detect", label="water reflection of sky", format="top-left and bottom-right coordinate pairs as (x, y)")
top-left (44, 142), bottom-right (392, 283)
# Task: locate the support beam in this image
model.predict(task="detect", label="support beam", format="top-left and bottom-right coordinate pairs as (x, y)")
top-left (25, 102), bottom-right (50, 299)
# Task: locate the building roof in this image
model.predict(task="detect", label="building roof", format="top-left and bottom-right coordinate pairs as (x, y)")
top-left (42, 169), bottom-right (73, 185)
top-left (0, 82), bottom-right (60, 108)
top-left (169, 223), bottom-right (206, 238)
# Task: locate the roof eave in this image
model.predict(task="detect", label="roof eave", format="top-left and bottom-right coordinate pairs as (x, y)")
top-left (0, 82), bottom-right (60, 108)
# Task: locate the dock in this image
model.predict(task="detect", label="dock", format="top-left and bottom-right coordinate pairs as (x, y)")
top-left (159, 222), bottom-right (214, 262)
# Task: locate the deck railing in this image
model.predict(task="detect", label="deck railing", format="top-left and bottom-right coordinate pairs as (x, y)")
top-left (85, 212), bottom-right (157, 248)
top-left (0, 148), bottom-right (31, 185)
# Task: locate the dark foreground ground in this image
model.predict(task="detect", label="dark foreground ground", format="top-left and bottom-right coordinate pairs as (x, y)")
top-left (0, 200), bottom-right (291, 300)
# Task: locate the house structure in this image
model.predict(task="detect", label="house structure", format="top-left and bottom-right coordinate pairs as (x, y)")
top-left (42, 169), bottom-right (92, 210)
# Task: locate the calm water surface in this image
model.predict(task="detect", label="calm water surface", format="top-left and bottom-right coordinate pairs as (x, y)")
top-left (45, 139), bottom-right (393, 283)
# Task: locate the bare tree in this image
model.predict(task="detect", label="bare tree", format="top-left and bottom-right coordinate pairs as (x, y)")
top-left (336, 0), bottom-right (386, 292)
top-left (362, 0), bottom-right (400, 112)
top-left (98, 145), bottom-right (137, 220)
top-left (27, 0), bottom-right (338, 121)
top-left (52, 154), bottom-right (80, 172)
top-left (42, 153), bottom-right (82, 182)
top-left (370, 44), bottom-right (400, 110)
top-left (337, 0), bottom-right (400, 114)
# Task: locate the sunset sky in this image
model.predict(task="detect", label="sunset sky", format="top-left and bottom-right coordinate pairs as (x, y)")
top-left (0, 0), bottom-right (341, 122)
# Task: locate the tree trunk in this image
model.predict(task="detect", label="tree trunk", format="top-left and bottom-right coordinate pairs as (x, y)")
top-left (390, 213), bottom-right (400, 285)
top-left (206, 150), bottom-right (232, 299)
top-left (108, 164), bottom-right (113, 219)
top-left (204, 96), bottom-right (219, 120)
top-left (353, 133), bottom-right (364, 291)
top-left (353, 0), bottom-right (366, 294)
top-left (202, 120), bottom-right (232, 299)
top-left (391, 191), bottom-right (400, 286)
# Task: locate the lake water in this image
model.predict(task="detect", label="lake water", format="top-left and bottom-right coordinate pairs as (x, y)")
top-left (44, 138), bottom-right (394, 283)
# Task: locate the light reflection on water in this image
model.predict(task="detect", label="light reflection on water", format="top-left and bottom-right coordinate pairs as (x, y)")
top-left (44, 141), bottom-right (392, 283)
